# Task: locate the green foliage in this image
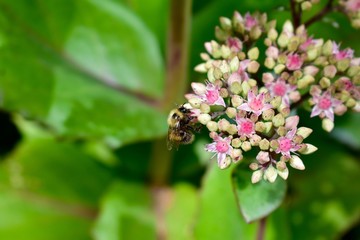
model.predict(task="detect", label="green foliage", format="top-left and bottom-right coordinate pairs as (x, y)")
top-left (232, 167), bottom-right (287, 223)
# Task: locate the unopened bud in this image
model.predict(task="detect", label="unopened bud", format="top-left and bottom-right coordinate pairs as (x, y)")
top-left (268, 28), bottom-right (278, 41)
top-left (247, 61), bottom-right (260, 73)
top-left (241, 81), bottom-right (251, 95)
top-left (273, 113), bottom-right (285, 127)
top-left (219, 156), bottom-right (231, 169)
top-left (274, 64), bottom-right (286, 74)
top-left (219, 17), bottom-right (232, 31)
top-left (265, 165), bottom-right (278, 183)
top-left (296, 127), bottom-right (313, 139)
top-left (218, 119), bottom-right (230, 131)
top-left (298, 143), bottom-right (318, 154)
top-left (230, 56), bottom-right (240, 72)
top-left (323, 65), bottom-right (337, 78)
top-left (262, 73), bottom-right (274, 83)
top-left (271, 96), bottom-right (282, 108)
top-left (262, 109), bottom-right (275, 121)
top-left (265, 57), bottom-right (276, 69)
top-left (232, 138), bottom-right (242, 148)
top-left (301, 1), bottom-right (312, 10)
top-left (259, 139), bottom-right (270, 150)
top-left (189, 97), bottom-right (202, 108)
top-left (346, 98), bottom-right (356, 108)
top-left (334, 104), bottom-right (347, 115)
top-left (231, 149), bottom-right (243, 163)
top-left (319, 77), bottom-right (331, 88)
top-left (290, 155), bottom-right (305, 170)
top-left (250, 134), bottom-right (262, 146)
top-left (304, 65), bottom-right (319, 76)
top-left (278, 33), bottom-right (289, 48)
top-left (198, 113), bottom-right (211, 125)
top-left (250, 26), bottom-right (262, 40)
top-left (322, 118), bottom-right (334, 132)
top-left (241, 141), bottom-right (252, 151)
top-left (200, 103), bottom-right (210, 113)
top-left (232, 95), bottom-right (243, 107)
top-left (276, 126), bottom-right (287, 136)
top-left (322, 40), bottom-right (333, 56)
top-left (248, 47), bottom-right (260, 60)
top-left (251, 170), bottom-right (263, 183)
top-left (227, 124), bottom-right (238, 135)
top-left (219, 88), bottom-right (229, 98)
top-left (207, 68), bottom-right (215, 82)
top-left (194, 63), bottom-right (207, 73)
top-left (270, 139), bottom-right (279, 150)
top-left (249, 162), bottom-right (259, 170)
top-left (206, 121), bottom-right (218, 132)
top-left (255, 122), bottom-right (266, 132)
top-left (191, 82), bottom-right (207, 95)
top-left (337, 59), bottom-right (350, 72)
top-left (256, 151), bottom-right (270, 164)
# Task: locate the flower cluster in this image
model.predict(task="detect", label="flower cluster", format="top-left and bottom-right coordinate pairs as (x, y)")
top-left (181, 12), bottom-right (360, 183)
top-left (340, 0), bottom-right (360, 29)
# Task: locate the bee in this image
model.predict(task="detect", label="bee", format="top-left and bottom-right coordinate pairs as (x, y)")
top-left (167, 104), bottom-right (198, 150)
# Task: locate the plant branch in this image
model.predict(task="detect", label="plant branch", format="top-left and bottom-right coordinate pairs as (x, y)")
top-left (257, 217), bottom-right (267, 240)
top-left (290, 0), bottom-right (301, 28)
top-left (305, 0), bottom-right (334, 27)
top-left (149, 0), bottom-right (192, 186)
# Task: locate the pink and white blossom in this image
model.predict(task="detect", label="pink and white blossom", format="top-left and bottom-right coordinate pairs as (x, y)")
top-left (226, 37), bottom-right (243, 52)
top-left (244, 13), bottom-right (258, 30)
top-left (266, 78), bottom-right (297, 106)
top-left (227, 60), bottom-right (250, 85)
top-left (188, 83), bottom-right (226, 107)
top-left (275, 128), bottom-right (301, 158)
top-left (286, 53), bottom-right (303, 71)
top-left (238, 90), bottom-right (273, 116)
top-left (236, 116), bottom-right (255, 137)
top-left (310, 91), bottom-right (342, 121)
top-left (205, 136), bottom-right (233, 166)
top-left (344, 0), bottom-right (360, 12)
top-left (332, 42), bottom-right (354, 60)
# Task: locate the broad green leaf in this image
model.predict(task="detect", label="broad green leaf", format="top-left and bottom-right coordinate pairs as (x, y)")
top-left (0, 191), bottom-right (92, 240)
top-left (92, 181), bottom-right (156, 240)
top-left (194, 163), bottom-right (257, 240)
top-left (286, 143), bottom-right (360, 240)
top-left (331, 113), bottom-right (360, 149)
top-left (0, 138), bottom-right (115, 206)
top-left (164, 184), bottom-right (198, 240)
top-left (0, 0), bottom-right (166, 146)
top-left (232, 166), bottom-right (287, 223)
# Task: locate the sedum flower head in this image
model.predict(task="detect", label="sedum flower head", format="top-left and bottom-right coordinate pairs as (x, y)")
top-left (172, 11), bottom-right (359, 183)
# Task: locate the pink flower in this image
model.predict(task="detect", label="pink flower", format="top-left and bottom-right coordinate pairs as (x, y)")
top-left (204, 83), bottom-right (226, 107)
top-left (310, 91), bottom-right (342, 121)
top-left (286, 53), bottom-right (303, 71)
top-left (266, 78), bottom-right (297, 106)
top-left (332, 42), bottom-right (354, 60)
top-left (205, 136), bottom-right (233, 165)
top-left (299, 37), bottom-right (317, 51)
top-left (244, 13), bottom-right (258, 30)
top-left (226, 37), bottom-right (243, 52)
top-left (275, 128), bottom-right (301, 158)
top-left (345, 0), bottom-right (360, 12)
top-left (238, 90), bottom-right (273, 116)
top-left (236, 116), bottom-right (255, 137)
top-left (227, 60), bottom-right (250, 85)
top-left (265, 46), bottom-right (279, 59)
top-left (188, 83), bottom-right (226, 107)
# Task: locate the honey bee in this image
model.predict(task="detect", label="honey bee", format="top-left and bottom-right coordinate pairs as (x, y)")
top-left (167, 104), bottom-right (198, 150)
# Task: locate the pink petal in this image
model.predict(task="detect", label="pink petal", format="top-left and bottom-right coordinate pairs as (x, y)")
top-left (324, 109), bottom-right (334, 122)
top-left (205, 142), bottom-right (217, 152)
top-left (238, 103), bottom-right (252, 112)
top-left (310, 105), bottom-right (322, 118)
top-left (214, 97), bottom-right (226, 107)
top-left (217, 153), bottom-right (226, 165)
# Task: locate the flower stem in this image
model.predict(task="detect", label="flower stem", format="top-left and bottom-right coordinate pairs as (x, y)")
top-left (305, 0), bottom-right (334, 27)
top-left (290, 0), bottom-right (301, 28)
top-left (257, 217), bottom-right (267, 240)
top-left (149, 0), bottom-right (192, 187)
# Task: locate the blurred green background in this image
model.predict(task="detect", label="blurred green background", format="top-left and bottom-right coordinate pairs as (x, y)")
top-left (0, 0), bottom-right (359, 239)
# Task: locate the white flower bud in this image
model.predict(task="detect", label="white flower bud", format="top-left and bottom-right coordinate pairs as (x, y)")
top-left (290, 155), bottom-right (305, 170)
top-left (265, 165), bottom-right (278, 183)
top-left (251, 170), bottom-right (263, 184)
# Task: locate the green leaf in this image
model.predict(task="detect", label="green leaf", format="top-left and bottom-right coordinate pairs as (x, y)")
top-left (194, 163), bottom-right (257, 240)
top-left (0, 191), bottom-right (93, 240)
top-left (92, 181), bottom-right (156, 240)
top-left (164, 184), bottom-right (198, 240)
top-left (0, 0), bottom-right (166, 145)
top-left (0, 138), bottom-right (115, 206)
top-left (286, 145), bottom-right (360, 240)
top-left (232, 166), bottom-right (287, 223)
